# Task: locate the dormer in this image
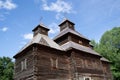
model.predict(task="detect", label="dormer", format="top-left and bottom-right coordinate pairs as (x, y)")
top-left (32, 23), bottom-right (49, 37)
top-left (59, 18), bottom-right (75, 31)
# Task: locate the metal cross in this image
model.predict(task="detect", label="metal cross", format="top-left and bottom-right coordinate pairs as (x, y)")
top-left (40, 17), bottom-right (43, 24)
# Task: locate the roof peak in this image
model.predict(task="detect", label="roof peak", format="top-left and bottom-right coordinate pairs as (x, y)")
top-left (39, 23), bottom-right (49, 30)
top-left (59, 18), bottom-right (75, 31)
top-left (32, 23), bottom-right (49, 37)
top-left (59, 18), bottom-right (75, 26)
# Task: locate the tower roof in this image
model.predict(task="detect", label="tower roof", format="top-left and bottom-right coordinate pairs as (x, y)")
top-left (59, 18), bottom-right (75, 26)
top-left (19, 33), bottom-right (64, 52)
top-left (14, 33), bottom-right (65, 58)
top-left (54, 18), bottom-right (90, 41)
top-left (32, 23), bottom-right (50, 36)
top-left (32, 23), bottom-right (49, 32)
top-left (53, 27), bottom-right (90, 41)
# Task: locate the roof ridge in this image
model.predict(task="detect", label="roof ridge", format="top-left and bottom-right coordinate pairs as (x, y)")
top-left (53, 27), bottom-right (90, 41)
top-left (61, 41), bottom-right (101, 56)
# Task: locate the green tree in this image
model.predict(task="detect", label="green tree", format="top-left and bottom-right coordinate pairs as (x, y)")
top-left (90, 40), bottom-right (99, 52)
top-left (91, 27), bottom-right (120, 80)
top-left (0, 57), bottom-right (14, 80)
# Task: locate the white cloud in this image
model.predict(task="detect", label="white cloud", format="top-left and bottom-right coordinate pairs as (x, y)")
top-left (42, 0), bottom-right (73, 13)
top-left (41, 0), bottom-right (76, 20)
top-left (55, 13), bottom-right (64, 20)
top-left (48, 22), bottom-right (59, 34)
top-left (23, 33), bottom-right (33, 40)
top-left (0, 0), bottom-right (17, 10)
top-left (1, 27), bottom-right (8, 32)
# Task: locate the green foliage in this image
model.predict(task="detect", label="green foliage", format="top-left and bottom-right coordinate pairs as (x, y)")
top-left (91, 27), bottom-right (120, 80)
top-left (0, 57), bottom-right (14, 80)
top-left (90, 40), bottom-right (99, 52)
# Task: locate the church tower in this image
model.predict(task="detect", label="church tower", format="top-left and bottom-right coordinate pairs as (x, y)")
top-left (32, 23), bottom-right (49, 36)
top-left (54, 18), bottom-right (90, 47)
top-left (59, 18), bottom-right (75, 31)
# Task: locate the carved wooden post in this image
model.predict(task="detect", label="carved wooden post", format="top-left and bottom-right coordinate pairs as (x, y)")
top-left (70, 51), bottom-right (79, 80)
top-left (33, 46), bottom-right (38, 80)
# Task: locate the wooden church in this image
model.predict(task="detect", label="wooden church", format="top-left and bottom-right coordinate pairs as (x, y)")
top-left (13, 18), bottom-right (112, 80)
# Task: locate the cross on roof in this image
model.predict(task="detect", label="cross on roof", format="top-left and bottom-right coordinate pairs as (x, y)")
top-left (40, 16), bottom-right (43, 24)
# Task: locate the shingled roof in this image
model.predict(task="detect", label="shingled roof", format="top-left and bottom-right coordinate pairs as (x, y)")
top-left (101, 57), bottom-right (110, 62)
top-left (59, 18), bottom-right (75, 26)
top-left (32, 23), bottom-right (49, 32)
top-left (17, 33), bottom-right (64, 54)
top-left (61, 41), bottom-right (101, 56)
top-left (53, 27), bottom-right (90, 41)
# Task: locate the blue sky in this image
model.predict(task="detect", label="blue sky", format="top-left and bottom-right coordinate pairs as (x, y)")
top-left (0, 0), bottom-right (120, 58)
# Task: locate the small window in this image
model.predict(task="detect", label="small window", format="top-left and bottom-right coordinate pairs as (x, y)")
top-left (50, 58), bottom-right (58, 69)
top-left (84, 77), bottom-right (91, 80)
top-left (69, 24), bottom-right (73, 28)
top-left (42, 29), bottom-right (45, 32)
top-left (21, 61), bottom-right (24, 71)
top-left (79, 40), bottom-right (82, 44)
top-left (21, 59), bottom-right (27, 71)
